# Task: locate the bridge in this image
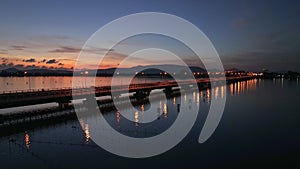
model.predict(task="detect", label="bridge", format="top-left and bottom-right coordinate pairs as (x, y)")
top-left (0, 76), bottom-right (256, 109)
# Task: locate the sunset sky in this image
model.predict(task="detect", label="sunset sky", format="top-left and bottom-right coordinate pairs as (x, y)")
top-left (0, 0), bottom-right (299, 71)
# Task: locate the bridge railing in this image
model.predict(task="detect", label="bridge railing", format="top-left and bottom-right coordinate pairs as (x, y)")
top-left (0, 76), bottom-right (255, 96)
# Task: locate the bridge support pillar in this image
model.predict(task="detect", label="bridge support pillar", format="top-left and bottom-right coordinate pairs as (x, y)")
top-left (134, 90), bottom-right (150, 99)
top-left (112, 93), bottom-right (121, 99)
top-left (58, 101), bottom-right (71, 110)
top-left (163, 87), bottom-right (173, 94)
top-left (197, 82), bottom-right (210, 89)
top-left (83, 95), bottom-right (97, 107)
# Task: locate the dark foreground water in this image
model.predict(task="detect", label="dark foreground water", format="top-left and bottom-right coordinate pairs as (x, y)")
top-left (0, 79), bottom-right (299, 169)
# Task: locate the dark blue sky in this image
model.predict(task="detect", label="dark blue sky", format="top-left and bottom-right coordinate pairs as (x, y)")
top-left (0, 0), bottom-right (299, 71)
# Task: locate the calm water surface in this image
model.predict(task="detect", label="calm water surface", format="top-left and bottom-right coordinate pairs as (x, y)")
top-left (0, 78), bottom-right (299, 169)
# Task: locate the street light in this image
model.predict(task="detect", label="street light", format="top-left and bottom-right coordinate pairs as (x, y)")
top-left (84, 71), bottom-right (89, 88)
top-left (24, 71), bottom-right (31, 90)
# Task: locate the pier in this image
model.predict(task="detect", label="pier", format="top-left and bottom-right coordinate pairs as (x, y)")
top-left (0, 76), bottom-right (256, 109)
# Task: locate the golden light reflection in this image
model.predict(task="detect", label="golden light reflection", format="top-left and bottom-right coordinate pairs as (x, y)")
top-left (79, 119), bottom-right (91, 143)
top-left (237, 81), bottom-right (241, 95)
top-left (141, 104), bottom-right (145, 112)
top-left (84, 124), bottom-right (90, 143)
top-left (163, 103), bottom-right (168, 118)
top-left (116, 111), bottom-right (121, 125)
top-left (25, 132), bottom-right (30, 149)
top-left (173, 97), bottom-right (176, 105)
top-left (214, 86), bottom-right (219, 99)
top-left (79, 119), bottom-right (84, 128)
top-left (193, 91), bottom-right (196, 102)
top-left (159, 101), bottom-right (162, 109)
top-left (196, 92), bottom-right (200, 106)
top-left (229, 79), bottom-right (258, 96)
top-left (134, 111), bottom-right (139, 127)
top-left (221, 85), bottom-right (225, 98)
top-left (241, 81), bottom-right (245, 93)
top-left (206, 88), bottom-right (210, 103)
top-left (229, 83), bottom-right (234, 95)
top-left (184, 93), bottom-right (187, 103)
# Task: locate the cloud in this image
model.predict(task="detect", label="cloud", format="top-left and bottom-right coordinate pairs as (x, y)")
top-left (1, 57), bottom-right (8, 63)
top-left (22, 58), bottom-right (36, 63)
top-left (38, 59), bottom-right (47, 63)
top-left (0, 51), bottom-right (7, 54)
top-left (11, 45), bottom-right (26, 50)
top-left (31, 34), bottom-right (80, 42)
top-left (48, 46), bottom-right (81, 53)
top-left (249, 29), bottom-right (300, 53)
top-left (83, 46), bottom-right (114, 54)
top-left (222, 50), bottom-right (300, 72)
top-left (58, 63), bottom-right (64, 66)
top-left (232, 17), bottom-right (253, 29)
top-left (46, 59), bottom-right (58, 64)
top-left (49, 46), bottom-right (114, 54)
top-left (49, 35), bottom-right (73, 40)
top-left (58, 58), bottom-right (76, 62)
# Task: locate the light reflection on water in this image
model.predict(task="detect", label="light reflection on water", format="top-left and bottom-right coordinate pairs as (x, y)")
top-left (24, 132), bottom-right (30, 149)
top-left (134, 111), bottom-right (139, 127)
top-left (229, 79), bottom-right (258, 96)
top-left (116, 111), bottom-right (121, 125)
top-left (79, 119), bottom-right (91, 144)
top-left (1, 78), bottom-right (299, 169)
top-left (163, 103), bottom-right (168, 119)
top-left (4, 79), bottom-right (257, 141)
top-left (79, 83), bottom-right (229, 138)
top-left (66, 78), bottom-right (280, 140)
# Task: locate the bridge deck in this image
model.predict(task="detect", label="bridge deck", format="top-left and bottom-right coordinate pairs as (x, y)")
top-left (0, 76), bottom-right (255, 109)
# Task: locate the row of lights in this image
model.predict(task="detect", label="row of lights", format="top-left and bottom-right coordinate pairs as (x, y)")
top-left (80, 71), bottom-right (89, 75)
top-left (116, 71), bottom-right (213, 75)
top-left (25, 70), bottom-right (230, 76)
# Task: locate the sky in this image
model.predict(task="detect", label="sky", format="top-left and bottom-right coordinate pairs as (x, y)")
top-left (0, 0), bottom-right (299, 72)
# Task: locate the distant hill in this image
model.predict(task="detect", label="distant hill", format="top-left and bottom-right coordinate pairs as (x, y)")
top-left (0, 68), bottom-right (73, 76)
top-left (1, 67), bottom-right (21, 74)
top-left (95, 64), bottom-right (206, 76)
top-left (0, 64), bottom-right (207, 76)
top-left (26, 69), bottom-right (73, 75)
top-left (225, 68), bottom-right (244, 72)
